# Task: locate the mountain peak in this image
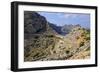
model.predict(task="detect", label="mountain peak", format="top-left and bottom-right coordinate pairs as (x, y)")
top-left (24, 11), bottom-right (57, 35)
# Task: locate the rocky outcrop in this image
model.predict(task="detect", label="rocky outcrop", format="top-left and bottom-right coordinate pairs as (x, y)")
top-left (24, 11), bottom-right (57, 35)
top-left (24, 11), bottom-right (47, 34)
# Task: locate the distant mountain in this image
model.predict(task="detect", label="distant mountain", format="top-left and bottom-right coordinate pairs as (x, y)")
top-left (48, 23), bottom-right (62, 34)
top-left (48, 23), bottom-right (82, 35)
top-left (61, 24), bottom-right (81, 34)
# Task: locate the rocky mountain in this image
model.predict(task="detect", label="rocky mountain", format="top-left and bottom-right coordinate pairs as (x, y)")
top-left (24, 11), bottom-right (90, 61)
top-left (61, 24), bottom-right (81, 34)
top-left (48, 23), bottom-right (62, 34)
top-left (24, 11), bottom-right (57, 36)
top-left (48, 23), bottom-right (83, 35)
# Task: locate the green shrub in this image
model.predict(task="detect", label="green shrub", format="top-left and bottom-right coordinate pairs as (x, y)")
top-left (85, 36), bottom-right (90, 40)
top-left (79, 42), bottom-right (84, 47)
top-left (66, 50), bottom-right (70, 54)
top-left (47, 35), bottom-right (54, 37)
top-left (53, 51), bottom-right (56, 53)
top-left (34, 36), bottom-right (39, 39)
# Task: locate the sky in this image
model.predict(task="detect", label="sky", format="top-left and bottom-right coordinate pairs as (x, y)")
top-left (38, 11), bottom-right (90, 29)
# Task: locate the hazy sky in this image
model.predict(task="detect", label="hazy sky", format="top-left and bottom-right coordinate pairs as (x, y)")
top-left (38, 11), bottom-right (90, 28)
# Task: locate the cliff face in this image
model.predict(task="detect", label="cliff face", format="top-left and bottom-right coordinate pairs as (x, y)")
top-left (24, 11), bottom-right (56, 35)
top-left (24, 11), bottom-right (90, 61)
top-left (24, 11), bottom-right (46, 34)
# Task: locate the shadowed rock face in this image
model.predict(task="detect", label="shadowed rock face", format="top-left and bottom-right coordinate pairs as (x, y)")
top-left (24, 11), bottom-right (47, 34)
top-left (24, 11), bottom-right (57, 38)
top-left (24, 11), bottom-right (90, 61)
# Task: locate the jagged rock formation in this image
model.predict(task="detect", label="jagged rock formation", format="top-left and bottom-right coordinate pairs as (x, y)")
top-left (24, 11), bottom-right (57, 36)
top-left (24, 11), bottom-right (90, 61)
top-left (24, 11), bottom-right (46, 34)
top-left (61, 24), bottom-right (81, 34)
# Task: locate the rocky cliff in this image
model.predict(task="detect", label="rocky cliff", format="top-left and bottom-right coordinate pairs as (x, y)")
top-left (24, 11), bottom-right (57, 36)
